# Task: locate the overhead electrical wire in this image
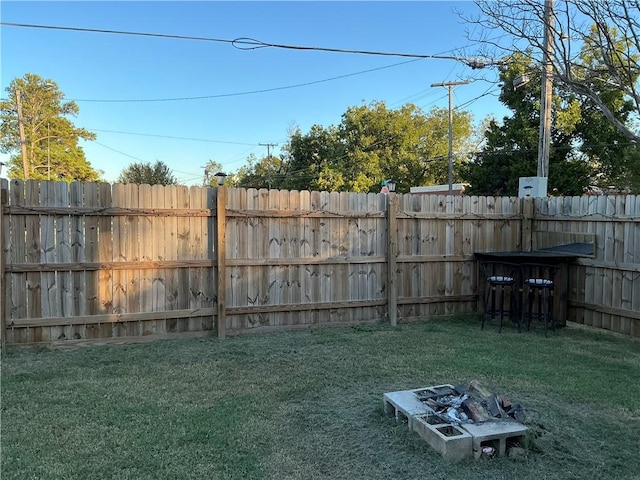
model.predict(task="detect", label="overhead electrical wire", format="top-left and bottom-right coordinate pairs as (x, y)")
top-left (94, 141), bottom-right (148, 162)
top-left (90, 129), bottom-right (259, 146)
top-left (0, 21), bottom-right (504, 69)
top-left (0, 21), bottom-right (509, 184)
top-left (454, 85), bottom-right (499, 110)
top-left (70, 59), bottom-right (424, 103)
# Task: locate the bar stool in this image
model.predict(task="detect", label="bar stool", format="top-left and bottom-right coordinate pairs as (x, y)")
top-left (479, 261), bottom-right (521, 332)
top-left (522, 263), bottom-right (560, 335)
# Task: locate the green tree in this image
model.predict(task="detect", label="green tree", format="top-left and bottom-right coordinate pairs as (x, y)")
top-left (463, 52), bottom-right (635, 195)
top-left (271, 101), bottom-right (474, 193)
top-left (117, 160), bottom-right (177, 185)
top-left (0, 73), bottom-right (99, 181)
top-left (234, 153), bottom-right (286, 189)
top-left (278, 124), bottom-right (345, 191)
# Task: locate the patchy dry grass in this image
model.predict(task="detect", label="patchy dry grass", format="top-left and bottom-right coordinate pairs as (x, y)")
top-left (1, 317), bottom-right (639, 479)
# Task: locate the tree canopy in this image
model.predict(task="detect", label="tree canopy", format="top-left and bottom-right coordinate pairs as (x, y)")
top-left (234, 101), bottom-right (474, 193)
top-left (117, 160), bottom-right (177, 185)
top-left (0, 73), bottom-right (100, 181)
top-left (464, 0), bottom-right (640, 144)
top-left (463, 53), bottom-right (637, 195)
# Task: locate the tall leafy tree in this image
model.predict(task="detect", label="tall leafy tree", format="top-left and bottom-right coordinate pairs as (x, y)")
top-left (464, 47), bottom-right (637, 195)
top-left (117, 160), bottom-right (177, 185)
top-left (333, 102), bottom-right (473, 193)
top-left (259, 101), bottom-right (473, 193)
top-left (282, 124), bottom-right (345, 191)
top-left (0, 73), bottom-right (99, 181)
top-left (233, 153), bottom-right (285, 189)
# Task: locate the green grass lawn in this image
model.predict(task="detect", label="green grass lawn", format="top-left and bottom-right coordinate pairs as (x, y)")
top-left (2, 317), bottom-right (639, 480)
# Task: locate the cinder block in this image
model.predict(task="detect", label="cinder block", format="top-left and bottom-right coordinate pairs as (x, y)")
top-left (460, 420), bottom-right (528, 459)
top-left (411, 415), bottom-right (473, 462)
top-left (383, 387), bottom-right (445, 422)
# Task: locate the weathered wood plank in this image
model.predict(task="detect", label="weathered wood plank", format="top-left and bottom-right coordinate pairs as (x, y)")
top-left (22, 180), bottom-right (42, 342)
top-left (138, 184), bottom-right (153, 333)
top-left (216, 186), bottom-right (227, 338)
top-left (165, 186), bottom-right (179, 315)
top-left (387, 193), bottom-right (398, 325)
top-left (0, 179), bottom-right (6, 347)
top-left (70, 183), bottom-right (86, 320)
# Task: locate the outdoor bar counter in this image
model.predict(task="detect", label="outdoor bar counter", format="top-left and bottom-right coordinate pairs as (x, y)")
top-left (475, 243), bottom-right (594, 328)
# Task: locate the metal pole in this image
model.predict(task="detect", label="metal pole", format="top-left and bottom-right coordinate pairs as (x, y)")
top-left (430, 80), bottom-right (470, 194)
top-left (15, 89), bottom-right (29, 179)
top-left (537, 0), bottom-right (554, 180)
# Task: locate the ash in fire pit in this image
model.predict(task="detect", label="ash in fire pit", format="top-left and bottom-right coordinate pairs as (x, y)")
top-left (383, 381), bottom-right (529, 461)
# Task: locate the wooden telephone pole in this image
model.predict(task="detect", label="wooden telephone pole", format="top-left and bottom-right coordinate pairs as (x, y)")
top-left (537, 0), bottom-right (554, 182)
top-left (15, 89), bottom-right (29, 179)
top-left (430, 80), bottom-right (470, 194)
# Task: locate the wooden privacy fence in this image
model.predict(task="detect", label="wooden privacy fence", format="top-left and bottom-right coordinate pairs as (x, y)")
top-left (0, 180), bottom-right (638, 346)
top-left (532, 195), bottom-right (640, 336)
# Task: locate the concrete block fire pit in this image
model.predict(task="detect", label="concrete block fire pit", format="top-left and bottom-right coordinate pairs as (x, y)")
top-left (383, 383), bottom-right (528, 461)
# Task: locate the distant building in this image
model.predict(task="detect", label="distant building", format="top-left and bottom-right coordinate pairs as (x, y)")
top-left (410, 184), bottom-right (466, 195)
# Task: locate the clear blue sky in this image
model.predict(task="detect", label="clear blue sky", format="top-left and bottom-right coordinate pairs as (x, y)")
top-left (1, 1), bottom-right (509, 186)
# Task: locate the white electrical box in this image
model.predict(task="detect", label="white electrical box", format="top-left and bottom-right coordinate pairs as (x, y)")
top-left (518, 176), bottom-right (548, 198)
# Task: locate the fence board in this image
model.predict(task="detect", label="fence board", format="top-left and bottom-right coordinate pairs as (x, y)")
top-left (631, 196), bottom-right (640, 337)
top-left (186, 186), bottom-right (203, 331)
top-left (139, 184), bottom-right (154, 334)
top-left (127, 184), bottom-right (141, 326)
top-left (165, 186), bottom-right (179, 318)
top-left (25, 182), bottom-right (43, 344)
top-left (111, 184), bottom-right (127, 332)
top-left (0, 180), bottom-right (6, 348)
top-left (150, 185), bottom-right (165, 316)
top-left (176, 186), bottom-right (190, 332)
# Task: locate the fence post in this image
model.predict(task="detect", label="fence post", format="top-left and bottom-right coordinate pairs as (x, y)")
top-left (0, 179), bottom-right (7, 351)
top-left (521, 197), bottom-right (534, 252)
top-left (387, 193), bottom-right (398, 326)
top-left (216, 186), bottom-right (227, 339)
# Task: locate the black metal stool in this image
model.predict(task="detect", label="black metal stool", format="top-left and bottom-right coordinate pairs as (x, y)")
top-left (522, 263), bottom-right (560, 335)
top-left (479, 261), bottom-right (521, 332)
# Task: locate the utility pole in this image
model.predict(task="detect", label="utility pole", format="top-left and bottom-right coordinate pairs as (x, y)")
top-left (430, 80), bottom-right (470, 194)
top-left (15, 89), bottom-right (29, 179)
top-left (259, 143), bottom-right (278, 189)
top-left (537, 0), bottom-right (554, 183)
top-left (259, 142), bottom-right (277, 161)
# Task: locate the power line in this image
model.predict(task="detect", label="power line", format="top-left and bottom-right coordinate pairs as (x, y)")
top-left (69, 59), bottom-right (424, 103)
top-left (94, 141), bottom-right (148, 162)
top-left (454, 85), bottom-right (500, 110)
top-left (0, 21), bottom-right (506, 67)
top-left (90, 129), bottom-right (259, 146)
